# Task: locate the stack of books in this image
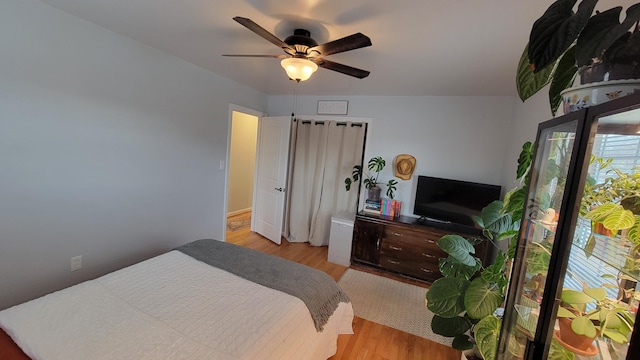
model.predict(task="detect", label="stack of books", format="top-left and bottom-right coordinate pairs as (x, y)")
top-left (363, 199), bottom-right (381, 215)
top-left (381, 199), bottom-right (402, 219)
top-left (363, 199), bottom-right (402, 218)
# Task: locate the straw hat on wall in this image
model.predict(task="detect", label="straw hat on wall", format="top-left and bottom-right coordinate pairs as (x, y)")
top-left (394, 154), bottom-right (416, 180)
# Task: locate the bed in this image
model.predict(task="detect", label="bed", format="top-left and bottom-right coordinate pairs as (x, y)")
top-left (0, 239), bottom-right (354, 360)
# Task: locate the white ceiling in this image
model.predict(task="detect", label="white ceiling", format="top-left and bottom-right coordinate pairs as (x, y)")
top-left (36, 0), bottom-right (633, 96)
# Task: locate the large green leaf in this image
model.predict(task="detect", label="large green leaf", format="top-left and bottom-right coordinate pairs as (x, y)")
top-left (548, 45), bottom-right (578, 116)
top-left (603, 209), bottom-right (636, 231)
top-left (438, 255), bottom-right (481, 280)
top-left (571, 315), bottom-right (597, 338)
top-left (584, 287), bottom-right (607, 301)
top-left (426, 277), bottom-right (470, 318)
top-left (438, 235), bottom-right (477, 266)
top-left (464, 278), bottom-right (503, 319)
top-left (626, 217), bottom-right (640, 244)
top-left (430, 315), bottom-right (472, 337)
top-left (528, 0), bottom-right (598, 71)
top-left (478, 201), bottom-right (513, 235)
top-left (475, 316), bottom-right (501, 360)
top-left (516, 141), bottom-right (534, 180)
top-left (503, 188), bottom-right (527, 223)
top-left (481, 251), bottom-right (506, 283)
top-left (367, 156), bottom-right (385, 172)
top-left (585, 203), bottom-right (624, 222)
top-left (516, 45), bottom-right (556, 101)
top-left (576, 4), bottom-right (640, 65)
top-left (561, 289), bottom-right (594, 306)
top-left (452, 334), bottom-right (475, 351)
top-left (557, 306), bottom-right (577, 318)
top-left (605, 29), bottom-right (640, 63)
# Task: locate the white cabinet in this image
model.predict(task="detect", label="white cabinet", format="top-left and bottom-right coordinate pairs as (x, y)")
top-left (328, 213), bottom-right (355, 266)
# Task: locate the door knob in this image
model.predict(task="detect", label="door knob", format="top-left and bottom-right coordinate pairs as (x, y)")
top-left (275, 187), bottom-right (285, 192)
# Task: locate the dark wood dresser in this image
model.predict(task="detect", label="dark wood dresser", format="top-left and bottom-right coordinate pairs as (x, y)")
top-left (351, 213), bottom-right (490, 283)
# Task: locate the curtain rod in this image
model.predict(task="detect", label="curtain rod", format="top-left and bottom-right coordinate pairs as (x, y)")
top-left (297, 120), bottom-right (362, 127)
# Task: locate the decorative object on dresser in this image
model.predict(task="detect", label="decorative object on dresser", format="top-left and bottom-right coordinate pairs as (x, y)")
top-left (394, 154), bottom-right (416, 180)
top-left (344, 156), bottom-right (398, 201)
top-left (351, 214), bottom-right (489, 283)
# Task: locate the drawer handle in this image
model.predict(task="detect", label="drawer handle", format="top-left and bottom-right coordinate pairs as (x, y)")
top-left (391, 232), bottom-right (404, 237)
top-left (376, 238), bottom-right (381, 250)
top-left (420, 268), bottom-right (434, 273)
top-left (387, 259), bottom-right (400, 265)
top-left (390, 245), bottom-right (403, 251)
top-left (422, 253), bottom-right (435, 258)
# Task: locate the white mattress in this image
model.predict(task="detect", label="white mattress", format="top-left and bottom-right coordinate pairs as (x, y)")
top-left (0, 251), bottom-right (354, 360)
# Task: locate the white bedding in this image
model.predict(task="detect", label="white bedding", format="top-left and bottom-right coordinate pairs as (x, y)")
top-left (0, 251), bottom-right (354, 360)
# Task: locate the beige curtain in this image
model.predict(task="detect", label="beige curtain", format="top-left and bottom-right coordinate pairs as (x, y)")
top-left (286, 119), bottom-right (365, 246)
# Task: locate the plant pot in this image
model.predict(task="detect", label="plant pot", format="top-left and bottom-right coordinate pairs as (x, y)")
top-left (560, 79), bottom-right (640, 114)
top-left (593, 221), bottom-right (617, 237)
top-left (367, 187), bottom-right (381, 201)
top-left (579, 63), bottom-right (640, 84)
top-left (557, 317), bottom-right (596, 351)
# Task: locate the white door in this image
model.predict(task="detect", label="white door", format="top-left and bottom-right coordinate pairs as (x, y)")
top-left (253, 116), bottom-right (291, 244)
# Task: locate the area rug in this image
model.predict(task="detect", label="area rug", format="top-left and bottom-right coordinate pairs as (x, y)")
top-left (338, 268), bottom-right (452, 346)
top-left (226, 216), bottom-right (251, 231)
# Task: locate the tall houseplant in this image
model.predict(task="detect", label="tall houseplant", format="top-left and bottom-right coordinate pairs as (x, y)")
top-left (345, 156), bottom-right (398, 200)
top-left (517, 0), bottom-right (640, 115)
top-left (425, 142), bottom-right (534, 360)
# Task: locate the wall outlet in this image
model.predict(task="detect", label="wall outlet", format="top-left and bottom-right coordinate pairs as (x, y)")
top-left (70, 255), bottom-right (82, 271)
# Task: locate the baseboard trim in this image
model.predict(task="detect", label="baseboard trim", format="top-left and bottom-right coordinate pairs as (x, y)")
top-left (227, 208), bottom-right (252, 217)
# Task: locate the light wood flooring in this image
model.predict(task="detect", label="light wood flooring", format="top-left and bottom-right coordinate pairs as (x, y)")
top-left (226, 213), bottom-right (461, 360)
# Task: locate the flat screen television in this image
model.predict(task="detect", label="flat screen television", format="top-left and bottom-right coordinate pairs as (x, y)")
top-left (413, 175), bottom-right (502, 227)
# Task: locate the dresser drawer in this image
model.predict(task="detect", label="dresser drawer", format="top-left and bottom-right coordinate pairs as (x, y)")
top-left (383, 224), bottom-right (447, 251)
top-left (379, 255), bottom-right (441, 281)
top-left (380, 237), bottom-right (445, 263)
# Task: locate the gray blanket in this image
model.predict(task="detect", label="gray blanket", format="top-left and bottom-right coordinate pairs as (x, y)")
top-left (175, 239), bottom-right (350, 332)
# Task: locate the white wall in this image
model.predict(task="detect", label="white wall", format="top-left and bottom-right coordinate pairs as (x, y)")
top-left (268, 95), bottom-right (517, 215)
top-left (0, 0), bottom-right (267, 309)
top-left (500, 90), bottom-right (557, 192)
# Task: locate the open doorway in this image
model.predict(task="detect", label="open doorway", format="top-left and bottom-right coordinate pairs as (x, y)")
top-left (225, 108), bottom-right (259, 239)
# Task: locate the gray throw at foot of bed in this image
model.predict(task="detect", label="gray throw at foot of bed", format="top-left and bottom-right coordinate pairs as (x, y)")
top-left (175, 239), bottom-right (350, 331)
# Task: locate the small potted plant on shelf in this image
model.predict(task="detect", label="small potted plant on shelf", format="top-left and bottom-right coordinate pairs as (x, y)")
top-left (345, 156), bottom-right (398, 200)
top-left (580, 156), bottom-right (640, 254)
top-left (516, 0), bottom-right (640, 115)
top-left (556, 285), bottom-right (635, 354)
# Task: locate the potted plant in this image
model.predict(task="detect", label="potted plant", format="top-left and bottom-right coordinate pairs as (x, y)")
top-left (580, 156), bottom-right (640, 252)
top-left (517, 0), bottom-right (640, 115)
top-left (345, 156), bottom-right (398, 200)
top-left (425, 142), bottom-right (534, 360)
top-left (556, 285), bottom-right (635, 351)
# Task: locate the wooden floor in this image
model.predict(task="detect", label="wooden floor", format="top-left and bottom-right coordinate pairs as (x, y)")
top-left (226, 214), bottom-right (462, 360)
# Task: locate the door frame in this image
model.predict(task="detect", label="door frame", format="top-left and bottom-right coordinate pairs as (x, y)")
top-left (223, 104), bottom-right (264, 242)
top-left (223, 107), bottom-right (373, 243)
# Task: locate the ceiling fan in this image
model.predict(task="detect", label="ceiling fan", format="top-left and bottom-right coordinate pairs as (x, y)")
top-left (223, 17), bottom-right (372, 82)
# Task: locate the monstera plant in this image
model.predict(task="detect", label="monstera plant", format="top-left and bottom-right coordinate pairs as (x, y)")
top-left (345, 156), bottom-right (398, 199)
top-left (425, 142), bottom-right (533, 360)
top-left (517, 0), bottom-right (640, 115)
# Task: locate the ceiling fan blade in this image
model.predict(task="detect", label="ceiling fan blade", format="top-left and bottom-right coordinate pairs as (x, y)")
top-left (312, 58), bottom-right (370, 79)
top-left (233, 17), bottom-right (291, 50)
top-left (222, 54), bottom-right (287, 59)
top-left (308, 33), bottom-right (371, 57)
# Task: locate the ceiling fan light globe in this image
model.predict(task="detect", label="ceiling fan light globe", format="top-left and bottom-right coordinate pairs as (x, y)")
top-left (280, 58), bottom-right (318, 82)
